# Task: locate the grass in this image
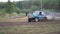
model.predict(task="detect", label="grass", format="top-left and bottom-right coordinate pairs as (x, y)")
top-left (0, 15), bottom-right (60, 34)
top-left (0, 13), bottom-right (26, 22)
top-left (0, 15), bottom-right (28, 22)
top-left (0, 16), bottom-right (8, 22)
top-left (0, 24), bottom-right (60, 34)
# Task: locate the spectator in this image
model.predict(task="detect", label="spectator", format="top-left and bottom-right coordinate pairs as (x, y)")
top-left (26, 12), bottom-right (28, 16)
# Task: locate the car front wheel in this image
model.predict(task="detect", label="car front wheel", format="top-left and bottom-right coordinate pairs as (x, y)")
top-left (28, 18), bottom-right (36, 22)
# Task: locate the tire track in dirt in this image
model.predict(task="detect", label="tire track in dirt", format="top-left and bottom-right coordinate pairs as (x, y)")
top-left (0, 21), bottom-right (60, 26)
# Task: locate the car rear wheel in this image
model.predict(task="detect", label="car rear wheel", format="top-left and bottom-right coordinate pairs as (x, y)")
top-left (28, 18), bottom-right (31, 22)
top-left (37, 17), bottom-right (47, 22)
top-left (44, 17), bottom-right (47, 20)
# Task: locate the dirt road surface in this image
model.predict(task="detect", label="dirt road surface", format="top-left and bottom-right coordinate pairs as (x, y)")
top-left (0, 16), bottom-right (60, 34)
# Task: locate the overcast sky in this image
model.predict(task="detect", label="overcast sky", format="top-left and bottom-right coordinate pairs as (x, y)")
top-left (0, 0), bottom-right (24, 2)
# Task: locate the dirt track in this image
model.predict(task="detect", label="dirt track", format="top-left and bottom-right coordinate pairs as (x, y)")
top-left (0, 16), bottom-right (60, 34)
top-left (0, 22), bottom-right (60, 34)
top-left (0, 20), bottom-right (60, 26)
top-left (0, 16), bottom-right (60, 26)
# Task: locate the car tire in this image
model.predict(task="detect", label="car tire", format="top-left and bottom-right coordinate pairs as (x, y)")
top-left (44, 17), bottom-right (47, 21)
top-left (28, 18), bottom-right (31, 22)
top-left (32, 18), bottom-right (36, 22)
top-left (28, 18), bottom-right (36, 22)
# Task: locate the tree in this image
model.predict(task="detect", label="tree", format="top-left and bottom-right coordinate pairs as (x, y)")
top-left (5, 0), bottom-right (15, 14)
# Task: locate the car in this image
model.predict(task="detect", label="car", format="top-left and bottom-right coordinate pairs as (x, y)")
top-left (27, 11), bottom-right (47, 22)
top-left (27, 11), bottom-right (55, 22)
top-left (33, 11), bottom-right (47, 22)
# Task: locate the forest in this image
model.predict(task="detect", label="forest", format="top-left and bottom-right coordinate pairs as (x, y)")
top-left (0, 0), bottom-right (60, 16)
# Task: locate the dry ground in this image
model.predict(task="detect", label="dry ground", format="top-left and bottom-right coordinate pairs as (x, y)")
top-left (0, 16), bottom-right (60, 34)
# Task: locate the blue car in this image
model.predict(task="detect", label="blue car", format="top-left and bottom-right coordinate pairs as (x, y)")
top-left (27, 11), bottom-right (47, 22)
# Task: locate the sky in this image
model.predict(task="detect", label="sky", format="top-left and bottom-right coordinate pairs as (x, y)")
top-left (0, 0), bottom-right (24, 2)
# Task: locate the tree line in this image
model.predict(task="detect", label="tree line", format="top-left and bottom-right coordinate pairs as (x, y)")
top-left (0, 0), bottom-right (60, 16)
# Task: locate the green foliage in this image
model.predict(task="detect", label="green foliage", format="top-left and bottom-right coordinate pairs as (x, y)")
top-left (42, 9), bottom-right (56, 12)
top-left (0, 0), bottom-right (60, 16)
top-left (0, 9), bottom-right (6, 16)
top-left (5, 2), bottom-right (15, 14)
top-left (30, 6), bottom-right (40, 11)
